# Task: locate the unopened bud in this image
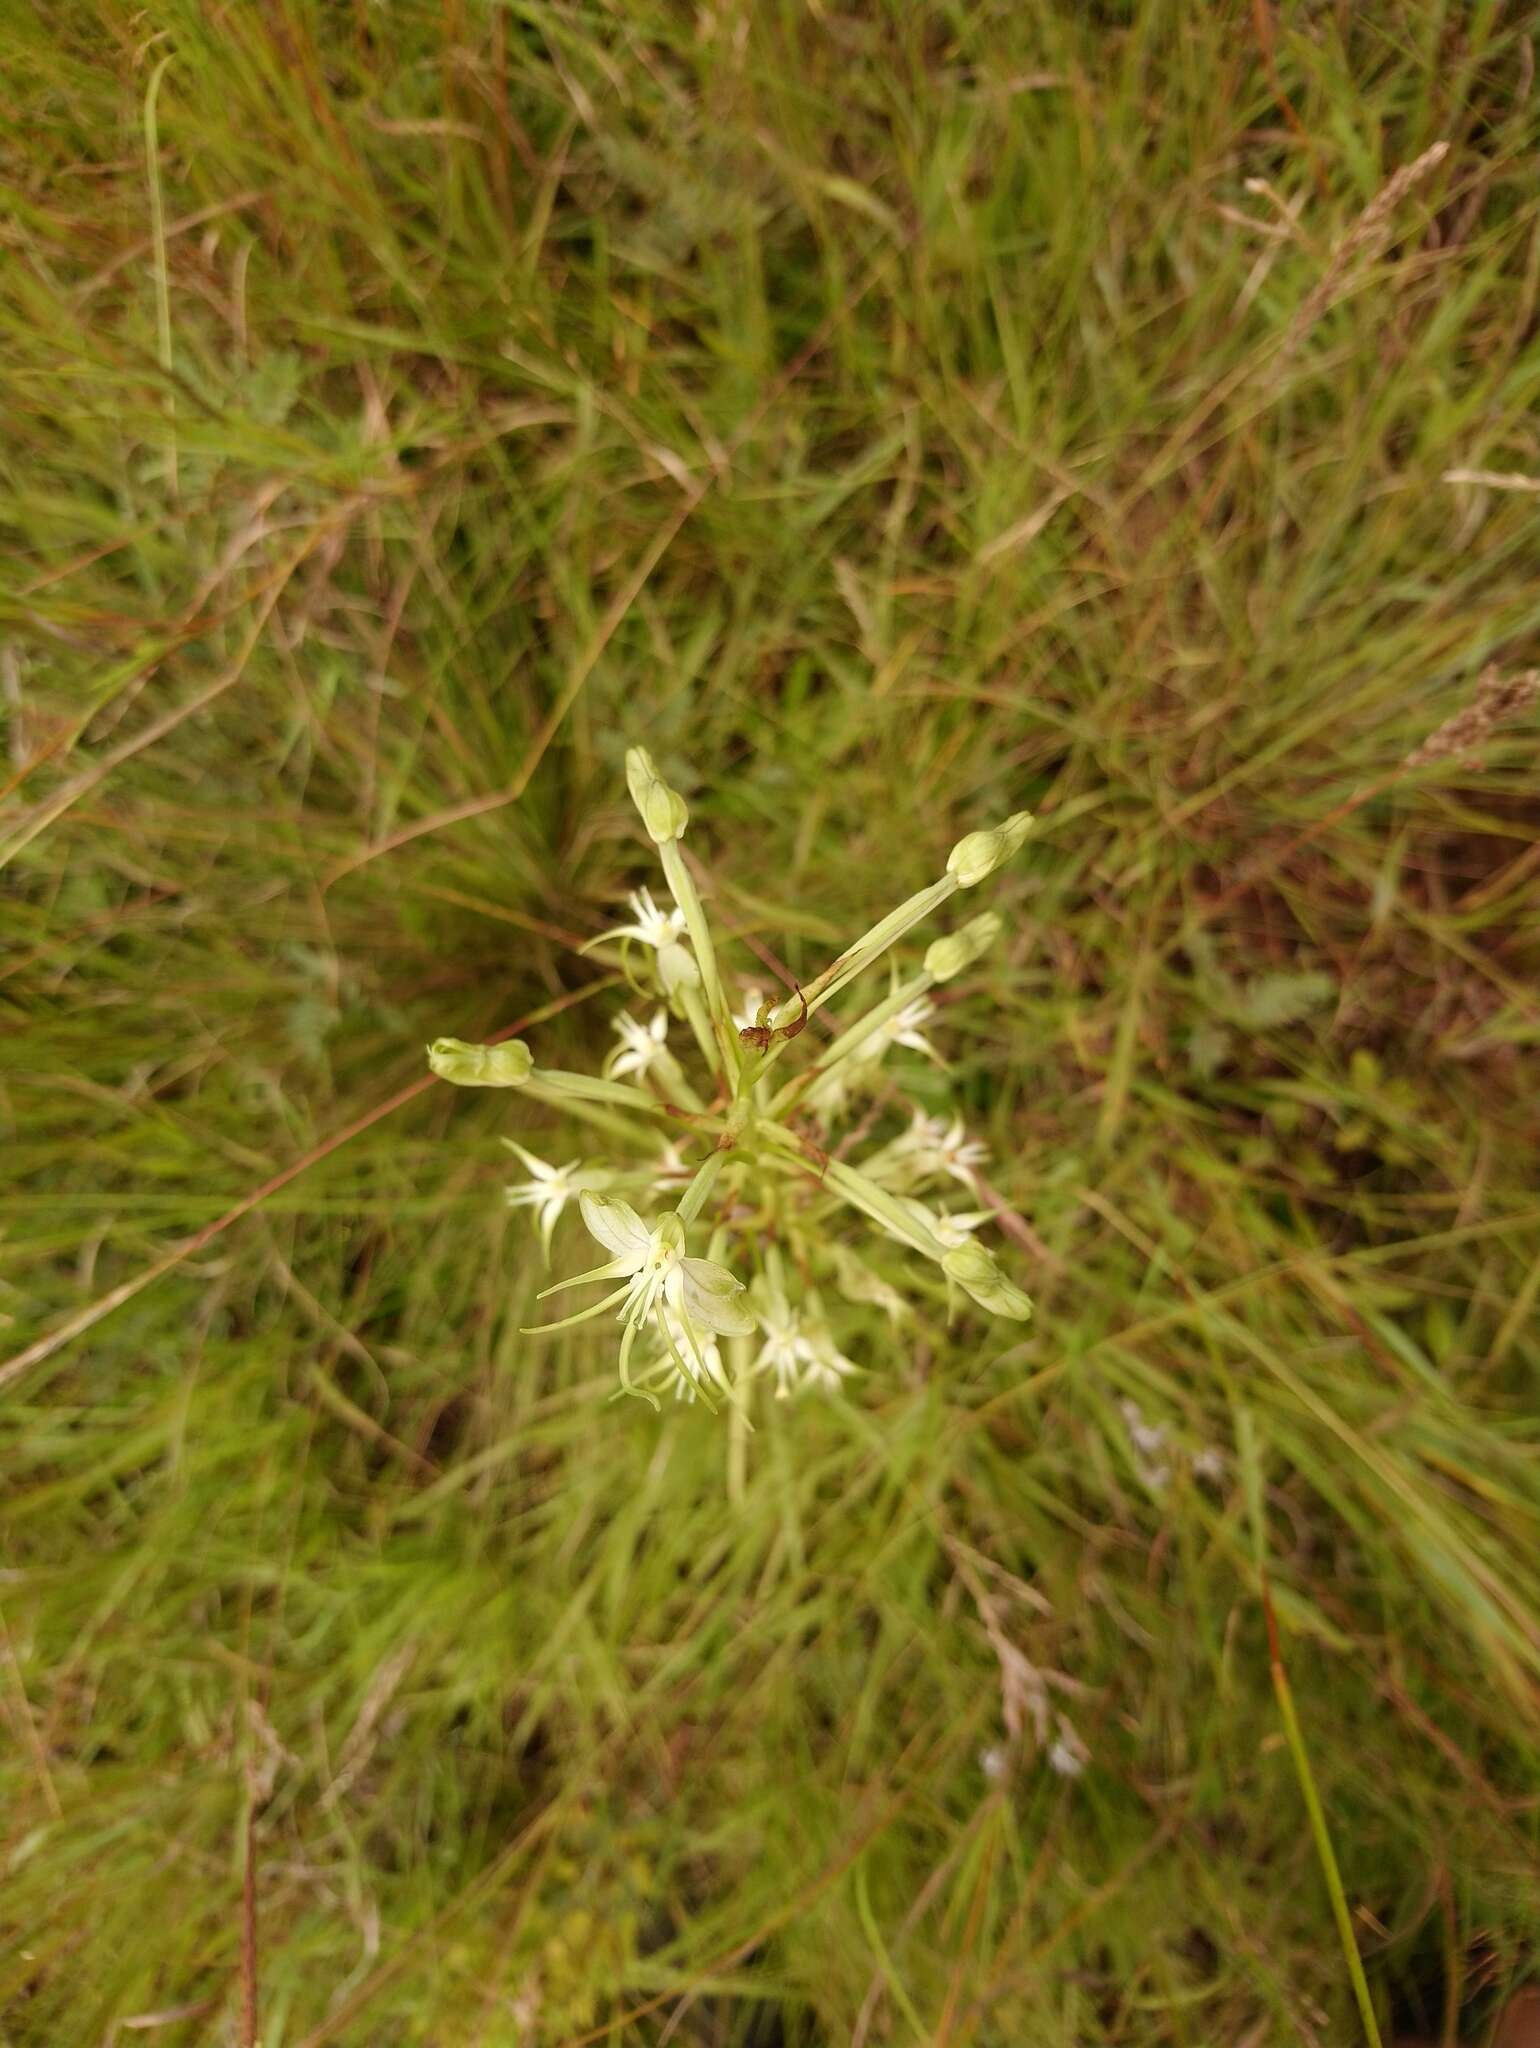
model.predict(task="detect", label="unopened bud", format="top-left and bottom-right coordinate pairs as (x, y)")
top-left (625, 746), bottom-right (689, 843)
top-left (946, 810), bottom-right (1033, 888)
top-left (942, 1241), bottom-right (1033, 1321)
top-left (925, 912), bottom-right (1003, 982)
top-left (427, 1037), bottom-right (534, 1088)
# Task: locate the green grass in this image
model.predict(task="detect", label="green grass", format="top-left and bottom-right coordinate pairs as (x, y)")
top-left (4, 1), bottom-right (1540, 2041)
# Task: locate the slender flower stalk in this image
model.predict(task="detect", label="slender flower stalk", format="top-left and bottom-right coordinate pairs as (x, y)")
top-left (764, 877), bottom-right (957, 1034)
top-left (766, 972), bottom-right (937, 1118)
top-left (677, 982), bottom-right (721, 1073)
top-left (675, 1148), bottom-right (725, 1226)
top-left (659, 837), bottom-right (739, 1082)
top-left (525, 1066), bottom-right (676, 1115)
top-left (818, 1158), bottom-right (951, 1262)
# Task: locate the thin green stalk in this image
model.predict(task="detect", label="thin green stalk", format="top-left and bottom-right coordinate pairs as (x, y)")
top-left (764, 875), bottom-right (956, 1031)
top-left (659, 839), bottom-right (739, 1083)
top-left (765, 970), bottom-right (933, 1117)
top-left (678, 983), bottom-right (722, 1078)
top-left (526, 1068), bottom-right (670, 1113)
top-left (143, 55), bottom-right (177, 501)
top-left (854, 1855), bottom-right (929, 2040)
top-left (675, 1148), bottom-right (724, 1225)
top-left (1264, 1585), bottom-right (1384, 2048)
top-left (502, 1098), bottom-right (651, 1150)
top-left (818, 1158), bottom-right (946, 1261)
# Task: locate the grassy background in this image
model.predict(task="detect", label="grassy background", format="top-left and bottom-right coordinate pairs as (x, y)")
top-left (5, 1), bottom-right (1540, 2041)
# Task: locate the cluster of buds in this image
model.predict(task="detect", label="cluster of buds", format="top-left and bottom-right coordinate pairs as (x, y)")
top-left (428, 750), bottom-right (1034, 1414)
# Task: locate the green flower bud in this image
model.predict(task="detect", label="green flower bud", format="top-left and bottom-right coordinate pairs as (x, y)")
top-left (924, 912), bottom-right (1004, 983)
top-left (625, 746), bottom-right (689, 843)
top-left (942, 1241), bottom-right (1033, 1321)
top-left (946, 810), bottom-right (1033, 888)
top-left (427, 1037), bottom-right (534, 1088)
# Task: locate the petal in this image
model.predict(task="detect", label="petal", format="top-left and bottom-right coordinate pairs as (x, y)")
top-left (537, 1196), bottom-right (562, 1265)
top-left (616, 1317), bottom-right (660, 1409)
top-left (578, 1192), bottom-right (651, 1265)
top-left (896, 1028), bottom-right (946, 1066)
top-left (500, 1139), bottom-right (553, 1181)
top-left (535, 1256), bottom-right (633, 1298)
top-left (520, 1279), bottom-right (634, 1335)
top-left (680, 1258), bottom-right (757, 1337)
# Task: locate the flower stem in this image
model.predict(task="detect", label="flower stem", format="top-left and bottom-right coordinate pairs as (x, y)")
top-left (679, 983), bottom-right (721, 1078)
top-left (521, 1095), bottom-right (660, 1149)
top-left (528, 1068), bottom-right (665, 1112)
top-left (676, 1148), bottom-right (725, 1226)
top-left (765, 970), bottom-right (933, 1115)
top-left (765, 875), bottom-right (957, 1030)
top-left (820, 1158), bottom-right (947, 1260)
top-left (660, 839), bottom-right (740, 1083)
top-left (1264, 1583), bottom-right (1384, 2048)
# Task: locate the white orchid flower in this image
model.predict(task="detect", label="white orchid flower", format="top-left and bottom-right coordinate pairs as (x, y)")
top-left (896, 1110), bottom-right (951, 1154)
top-left (526, 1193), bottom-right (754, 1401)
top-left (798, 1294), bottom-right (858, 1393)
top-left (589, 886), bottom-right (699, 995)
top-left (750, 1274), bottom-right (818, 1398)
top-left (935, 1120), bottom-right (989, 1184)
top-left (750, 1277), bottom-right (856, 1398)
top-left (607, 886), bottom-right (685, 952)
top-left (896, 1111), bottom-right (988, 1187)
top-left (931, 1208), bottom-right (992, 1250)
top-left (429, 747), bottom-right (1039, 1418)
top-left (606, 1009), bottom-right (671, 1082)
top-left (501, 1142), bottom-right (611, 1262)
top-left (871, 996), bottom-right (944, 1064)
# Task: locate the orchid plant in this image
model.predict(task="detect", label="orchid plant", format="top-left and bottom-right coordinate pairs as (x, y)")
top-left (428, 749), bottom-right (1034, 1414)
